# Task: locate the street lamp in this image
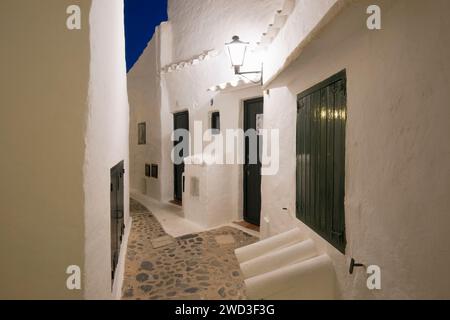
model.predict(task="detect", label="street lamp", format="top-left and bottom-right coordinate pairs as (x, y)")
top-left (225, 35), bottom-right (262, 84)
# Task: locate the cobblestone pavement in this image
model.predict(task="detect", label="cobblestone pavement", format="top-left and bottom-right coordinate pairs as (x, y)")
top-left (122, 198), bottom-right (258, 300)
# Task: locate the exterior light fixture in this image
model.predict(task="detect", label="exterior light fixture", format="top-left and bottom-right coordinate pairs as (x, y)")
top-left (225, 35), bottom-right (262, 85)
top-left (226, 36), bottom-right (249, 73)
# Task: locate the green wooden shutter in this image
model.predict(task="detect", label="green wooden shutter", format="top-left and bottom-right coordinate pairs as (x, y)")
top-left (296, 71), bottom-right (347, 253)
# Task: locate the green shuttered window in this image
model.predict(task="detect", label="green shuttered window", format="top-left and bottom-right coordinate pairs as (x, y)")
top-left (296, 70), bottom-right (347, 253)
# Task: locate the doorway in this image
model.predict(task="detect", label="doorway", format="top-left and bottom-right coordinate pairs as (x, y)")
top-left (243, 98), bottom-right (264, 226)
top-left (110, 160), bottom-right (125, 285)
top-left (173, 111), bottom-right (189, 204)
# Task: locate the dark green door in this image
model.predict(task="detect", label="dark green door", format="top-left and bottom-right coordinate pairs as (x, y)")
top-left (296, 70), bottom-right (347, 253)
top-left (244, 98), bottom-right (264, 226)
top-left (173, 111), bottom-right (189, 203)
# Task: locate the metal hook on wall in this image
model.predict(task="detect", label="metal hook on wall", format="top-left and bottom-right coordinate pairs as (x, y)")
top-left (349, 258), bottom-right (365, 274)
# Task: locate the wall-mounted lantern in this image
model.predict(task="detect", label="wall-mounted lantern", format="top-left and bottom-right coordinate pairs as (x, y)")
top-left (225, 35), bottom-right (262, 85)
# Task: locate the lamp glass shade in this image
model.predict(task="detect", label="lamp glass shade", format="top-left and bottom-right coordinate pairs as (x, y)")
top-left (226, 36), bottom-right (249, 67)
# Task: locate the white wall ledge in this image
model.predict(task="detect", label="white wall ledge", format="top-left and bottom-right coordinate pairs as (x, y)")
top-left (263, 0), bottom-right (348, 87)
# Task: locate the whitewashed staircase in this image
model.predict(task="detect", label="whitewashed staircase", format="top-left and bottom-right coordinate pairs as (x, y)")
top-left (235, 228), bottom-right (336, 300)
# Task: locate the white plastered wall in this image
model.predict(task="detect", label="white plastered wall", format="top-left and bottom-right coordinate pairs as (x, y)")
top-left (84, 0), bottom-right (130, 299)
top-left (261, 0), bottom-right (450, 299)
top-left (137, 0), bottom-right (280, 206)
top-left (168, 0), bottom-right (284, 63)
top-left (263, 0), bottom-right (343, 84)
top-left (160, 47), bottom-right (265, 212)
top-left (128, 27), bottom-right (163, 201)
top-left (213, 87), bottom-right (264, 222)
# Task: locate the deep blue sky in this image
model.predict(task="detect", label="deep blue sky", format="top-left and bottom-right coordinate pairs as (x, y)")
top-left (124, 0), bottom-right (168, 72)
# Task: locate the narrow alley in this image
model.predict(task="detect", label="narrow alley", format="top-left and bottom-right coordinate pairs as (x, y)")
top-left (122, 199), bottom-right (257, 300)
top-left (2, 0), bottom-right (450, 302)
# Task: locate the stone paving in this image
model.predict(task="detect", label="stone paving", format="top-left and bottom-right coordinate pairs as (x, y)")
top-left (122, 198), bottom-right (258, 300)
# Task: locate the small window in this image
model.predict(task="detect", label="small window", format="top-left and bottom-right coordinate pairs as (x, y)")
top-left (211, 111), bottom-right (220, 134)
top-left (138, 122), bottom-right (146, 145)
top-left (296, 70), bottom-right (347, 253)
top-left (145, 164), bottom-right (158, 179)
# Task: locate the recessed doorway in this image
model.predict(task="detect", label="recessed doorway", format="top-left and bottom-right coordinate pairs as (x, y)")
top-left (243, 98), bottom-right (264, 226)
top-left (173, 111), bottom-right (189, 204)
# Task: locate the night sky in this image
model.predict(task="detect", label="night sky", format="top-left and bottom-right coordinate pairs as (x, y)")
top-left (124, 0), bottom-right (168, 72)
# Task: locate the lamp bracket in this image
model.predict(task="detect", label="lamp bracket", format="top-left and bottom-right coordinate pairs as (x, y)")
top-left (234, 64), bottom-right (263, 85)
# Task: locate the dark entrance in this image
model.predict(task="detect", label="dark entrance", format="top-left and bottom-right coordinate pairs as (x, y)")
top-left (110, 160), bottom-right (125, 285)
top-left (243, 98), bottom-right (264, 226)
top-left (173, 111), bottom-right (189, 203)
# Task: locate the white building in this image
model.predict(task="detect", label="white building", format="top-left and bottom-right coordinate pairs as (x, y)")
top-left (1, 0), bottom-right (449, 300)
top-left (129, 0), bottom-right (450, 299)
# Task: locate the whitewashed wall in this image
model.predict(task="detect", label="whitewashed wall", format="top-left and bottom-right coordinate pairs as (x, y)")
top-left (160, 51), bottom-right (264, 209)
top-left (168, 0), bottom-right (284, 62)
top-left (130, 0), bottom-right (283, 207)
top-left (84, 0), bottom-right (130, 299)
top-left (128, 27), bottom-right (163, 200)
top-left (262, 0), bottom-right (450, 299)
top-left (263, 0), bottom-right (343, 84)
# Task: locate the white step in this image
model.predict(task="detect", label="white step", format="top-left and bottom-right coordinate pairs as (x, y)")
top-left (235, 228), bottom-right (337, 300)
top-left (240, 239), bottom-right (317, 279)
top-left (245, 254), bottom-right (336, 300)
top-left (235, 228), bottom-right (305, 263)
